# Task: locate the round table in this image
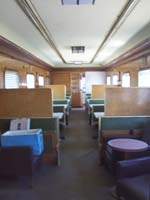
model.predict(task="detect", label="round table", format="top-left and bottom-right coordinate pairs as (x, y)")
top-left (108, 138), bottom-right (148, 159)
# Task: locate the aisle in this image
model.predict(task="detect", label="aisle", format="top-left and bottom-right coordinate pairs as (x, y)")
top-left (0, 108), bottom-right (115, 200)
top-left (57, 108), bottom-right (115, 200)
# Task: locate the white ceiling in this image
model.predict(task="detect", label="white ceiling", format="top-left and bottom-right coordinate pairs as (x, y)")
top-left (0, 0), bottom-right (150, 68)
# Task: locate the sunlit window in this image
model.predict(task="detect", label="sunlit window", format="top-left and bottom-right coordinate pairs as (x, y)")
top-left (112, 74), bottom-right (118, 85)
top-left (106, 76), bottom-right (111, 85)
top-left (5, 70), bottom-right (19, 88)
top-left (26, 74), bottom-right (35, 88)
top-left (38, 75), bottom-right (44, 86)
top-left (138, 69), bottom-right (150, 87)
top-left (122, 73), bottom-right (130, 87)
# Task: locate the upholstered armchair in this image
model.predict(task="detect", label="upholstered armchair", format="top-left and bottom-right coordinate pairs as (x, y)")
top-left (116, 157), bottom-right (150, 200)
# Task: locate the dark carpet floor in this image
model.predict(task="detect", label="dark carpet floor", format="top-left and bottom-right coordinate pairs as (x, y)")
top-left (0, 108), bottom-right (115, 200)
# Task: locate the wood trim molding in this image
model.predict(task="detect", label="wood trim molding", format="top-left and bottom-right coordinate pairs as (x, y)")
top-left (51, 67), bottom-right (104, 72)
top-left (0, 36), bottom-right (52, 71)
top-left (104, 38), bottom-right (150, 70)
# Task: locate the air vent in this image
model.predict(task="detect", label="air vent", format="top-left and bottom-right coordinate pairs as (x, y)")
top-left (62, 0), bottom-right (95, 5)
top-left (71, 46), bottom-right (85, 53)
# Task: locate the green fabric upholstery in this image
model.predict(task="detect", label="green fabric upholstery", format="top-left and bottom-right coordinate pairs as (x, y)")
top-left (30, 117), bottom-right (59, 135)
top-left (53, 99), bottom-right (68, 104)
top-left (100, 116), bottom-right (150, 131)
top-left (92, 105), bottom-right (104, 112)
top-left (43, 134), bottom-right (53, 152)
top-left (89, 99), bottom-right (104, 104)
top-left (85, 93), bottom-right (91, 97)
top-left (53, 106), bottom-right (65, 113)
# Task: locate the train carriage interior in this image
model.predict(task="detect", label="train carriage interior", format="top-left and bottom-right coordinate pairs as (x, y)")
top-left (0, 0), bottom-right (150, 200)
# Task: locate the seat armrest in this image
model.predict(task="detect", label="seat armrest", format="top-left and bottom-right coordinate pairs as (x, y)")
top-left (0, 146), bottom-right (33, 176)
top-left (117, 157), bottom-right (150, 179)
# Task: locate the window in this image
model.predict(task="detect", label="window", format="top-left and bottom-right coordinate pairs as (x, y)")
top-left (80, 76), bottom-right (86, 92)
top-left (106, 76), bottom-right (111, 85)
top-left (26, 74), bottom-right (35, 88)
top-left (122, 73), bottom-right (130, 87)
top-left (5, 70), bottom-right (19, 88)
top-left (112, 74), bottom-right (118, 85)
top-left (138, 69), bottom-right (150, 87)
top-left (38, 75), bottom-right (44, 86)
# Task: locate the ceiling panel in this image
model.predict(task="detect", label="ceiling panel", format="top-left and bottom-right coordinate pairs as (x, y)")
top-left (0, 0), bottom-right (149, 68)
top-left (94, 0), bottom-right (150, 63)
top-left (30, 0), bottom-right (128, 64)
top-left (0, 0), bottom-right (60, 66)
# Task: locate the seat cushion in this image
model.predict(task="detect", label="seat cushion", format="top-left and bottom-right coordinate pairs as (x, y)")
top-left (117, 174), bottom-right (150, 200)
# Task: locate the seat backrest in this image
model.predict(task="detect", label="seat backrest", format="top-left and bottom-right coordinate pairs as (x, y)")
top-left (0, 119), bottom-right (11, 135)
top-left (99, 116), bottom-right (150, 138)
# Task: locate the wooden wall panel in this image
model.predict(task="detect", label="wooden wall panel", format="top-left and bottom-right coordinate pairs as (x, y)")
top-left (0, 89), bottom-right (53, 118)
top-left (51, 72), bottom-right (71, 93)
top-left (106, 57), bottom-right (150, 87)
top-left (43, 85), bottom-right (66, 99)
top-left (71, 92), bottom-right (83, 107)
top-left (0, 55), bottom-right (50, 88)
top-left (105, 88), bottom-right (150, 116)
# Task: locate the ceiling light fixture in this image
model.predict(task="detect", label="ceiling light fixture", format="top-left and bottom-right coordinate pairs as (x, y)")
top-left (61, 0), bottom-right (95, 5)
top-left (73, 61), bottom-right (83, 64)
top-left (71, 46), bottom-right (85, 53)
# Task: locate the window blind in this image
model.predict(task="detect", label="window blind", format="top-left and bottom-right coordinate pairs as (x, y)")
top-left (27, 74), bottom-right (35, 88)
top-left (106, 76), bottom-right (111, 85)
top-left (112, 75), bottom-right (118, 85)
top-left (38, 75), bottom-right (44, 86)
top-left (138, 69), bottom-right (150, 87)
top-left (5, 70), bottom-right (19, 88)
top-left (122, 73), bottom-right (130, 87)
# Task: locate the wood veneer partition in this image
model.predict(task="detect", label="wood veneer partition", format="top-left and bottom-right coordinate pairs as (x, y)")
top-left (91, 85), bottom-right (114, 99)
top-left (0, 89), bottom-right (53, 118)
top-left (43, 85), bottom-right (66, 99)
top-left (105, 87), bottom-right (150, 116)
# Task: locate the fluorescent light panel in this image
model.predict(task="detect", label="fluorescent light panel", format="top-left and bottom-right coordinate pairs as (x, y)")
top-left (62, 0), bottom-right (95, 5)
top-left (62, 0), bottom-right (77, 5)
top-left (71, 46), bottom-right (85, 53)
top-left (79, 0), bottom-right (95, 4)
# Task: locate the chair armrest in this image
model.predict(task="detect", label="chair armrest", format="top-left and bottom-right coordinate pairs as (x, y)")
top-left (0, 146), bottom-right (33, 176)
top-left (117, 157), bottom-right (150, 179)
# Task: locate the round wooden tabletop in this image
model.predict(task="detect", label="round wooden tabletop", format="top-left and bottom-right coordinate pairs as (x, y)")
top-left (108, 138), bottom-right (148, 152)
